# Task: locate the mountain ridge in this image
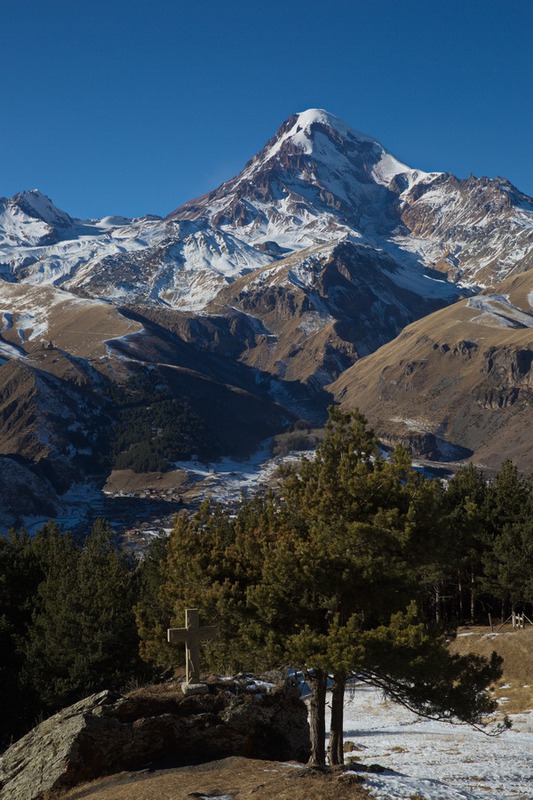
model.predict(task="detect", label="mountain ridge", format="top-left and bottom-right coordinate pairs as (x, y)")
top-left (0, 109), bottom-right (532, 527)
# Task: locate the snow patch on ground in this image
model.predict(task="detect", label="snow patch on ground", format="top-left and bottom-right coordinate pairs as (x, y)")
top-left (19, 482), bottom-right (104, 535)
top-left (467, 294), bottom-right (533, 328)
top-left (0, 339), bottom-right (25, 359)
top-left (172, 442), bottom-right (303, 505)
top-left (333, 684), bottom-right (533, 800)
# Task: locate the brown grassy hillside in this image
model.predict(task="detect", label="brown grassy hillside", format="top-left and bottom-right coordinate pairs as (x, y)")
top-left (329, 270), bottom-right (533, 471)
top-left (451, 624), bottom-right (533, 714)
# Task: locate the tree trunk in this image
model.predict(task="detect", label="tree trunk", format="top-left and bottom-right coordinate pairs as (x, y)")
top-left (470, 566), bottom-right (475, 623)
top-left (435, 582), bottom-right (441, 623)
top-left (307, 669), bottom-right (327, 766)
top-left (329, 673), bottom-right (346, 765)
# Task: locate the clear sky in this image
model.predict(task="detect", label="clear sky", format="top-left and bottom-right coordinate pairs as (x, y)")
top-left (1, 0), bottom-right (531, 220)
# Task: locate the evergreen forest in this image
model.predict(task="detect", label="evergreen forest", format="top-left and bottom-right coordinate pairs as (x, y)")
top-left (2, 409), bottom-right (533, 762)
top-left (108, 375), bottom-right (217, 472)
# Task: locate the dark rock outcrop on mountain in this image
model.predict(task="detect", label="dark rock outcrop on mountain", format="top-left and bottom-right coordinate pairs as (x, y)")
top-left (0, 679), bottom-right (310, 800)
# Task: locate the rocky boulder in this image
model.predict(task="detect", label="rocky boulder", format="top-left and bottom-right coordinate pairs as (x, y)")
top-left (0, 677), bottom-right (310, 800)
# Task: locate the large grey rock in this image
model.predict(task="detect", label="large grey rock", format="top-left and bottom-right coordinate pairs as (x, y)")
top-left (0, 679), bottom-right (310, 800)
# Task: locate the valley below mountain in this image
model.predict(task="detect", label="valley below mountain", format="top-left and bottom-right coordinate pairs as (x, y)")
top-left (0, 108), bottom-right (532, 528)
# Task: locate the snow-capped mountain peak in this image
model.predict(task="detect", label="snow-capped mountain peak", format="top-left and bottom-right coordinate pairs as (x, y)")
top-left (1, 109), bottom-right (531, 310)
top-left (242, 108), bottom-right (432, 191)
top-left (256, 107), bottom-right (376, 161)
top-left (11, 190), bottom-right (73, 228)
top-left (295, 107), bottom-right (369, 137)
top-left (0, 190), bottom-right (75, 249)
top-left (168, 109), bottom-right (440, 253)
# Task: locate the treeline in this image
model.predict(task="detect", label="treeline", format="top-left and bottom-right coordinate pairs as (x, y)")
top-left (429, 458), bottom-right (533, 624)
top-left (0, 521), bottom-right (147, 747)
top-left (2, 409), bottom-right (533, 759)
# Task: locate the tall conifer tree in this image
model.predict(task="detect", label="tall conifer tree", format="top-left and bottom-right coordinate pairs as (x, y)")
top-left (137, 409), bottom-right (503, 766)
top-left (23, 521), bottom-right (141, 713)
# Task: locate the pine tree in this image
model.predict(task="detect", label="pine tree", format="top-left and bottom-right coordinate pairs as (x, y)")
top-left (137, 409), bottom-right (503, 767)
top-left (75, 520), bottom-right (142, 691)
top-left (444, 464), bottom-right (489, 622)
top-left (250, 409), bottom-right (502, 764)
top-left (135, 531), bottom-right (172, 668)
top-left (137, 497), bottom-right (280, 674)
top-left (0, 529), bottom-right (42, 745)
top-left (481, 462), bottom-right (533, 618)
top-left (23, 520), bottom-right (141, 713)
top-left (19, 523), bottom-right (79, 711)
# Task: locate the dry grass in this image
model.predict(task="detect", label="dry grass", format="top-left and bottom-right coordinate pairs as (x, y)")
top-left (124, 679), bottom-right (185, 699)
top-left (103, 469), bottom-right (190, 496)
top-left (60, 757), bottom-right (371, 800)
top-left (450, 624), bottom-right (533, 714)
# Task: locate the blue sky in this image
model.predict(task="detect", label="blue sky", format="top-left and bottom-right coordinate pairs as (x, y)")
top-left (1, 0), bottom-right (531, 219)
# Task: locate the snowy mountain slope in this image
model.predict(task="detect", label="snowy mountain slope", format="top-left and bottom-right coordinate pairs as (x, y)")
top-left (2, 110), bottom-right (532, 320)
top-left (0, 190), bottom-right (74, 248)
top-left (170, 108), bottom-right (436, 243)
top-left (64, 219), bottom-right (274, 309)
top-left (0, 194), bottom-right (275, 310)
top-left (395, 173), bottom-right (533, 285)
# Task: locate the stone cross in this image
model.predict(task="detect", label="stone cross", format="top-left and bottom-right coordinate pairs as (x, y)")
top-left (167, 608), bottom-right (217, 684)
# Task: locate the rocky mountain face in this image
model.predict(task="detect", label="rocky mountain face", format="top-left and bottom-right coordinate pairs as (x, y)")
top-left (169, 109), bottom-right (533, 285)
top-left (0, 108), bottom-right (532, 523)
top-left (396, 173), bottom-right (533, 285)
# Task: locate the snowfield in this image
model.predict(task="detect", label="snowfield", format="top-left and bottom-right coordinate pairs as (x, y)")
top-left (467, 294), bottom-right (533, 328)
top-left (333, 684), bottom-right (533, 799)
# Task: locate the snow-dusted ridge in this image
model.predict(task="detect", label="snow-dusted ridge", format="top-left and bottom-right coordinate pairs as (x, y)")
top-left (467, 293), bottom-right (533, 328)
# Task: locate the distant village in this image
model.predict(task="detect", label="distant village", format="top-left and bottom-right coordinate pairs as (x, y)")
top-left (102, 460), bottom-right (277, 556)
